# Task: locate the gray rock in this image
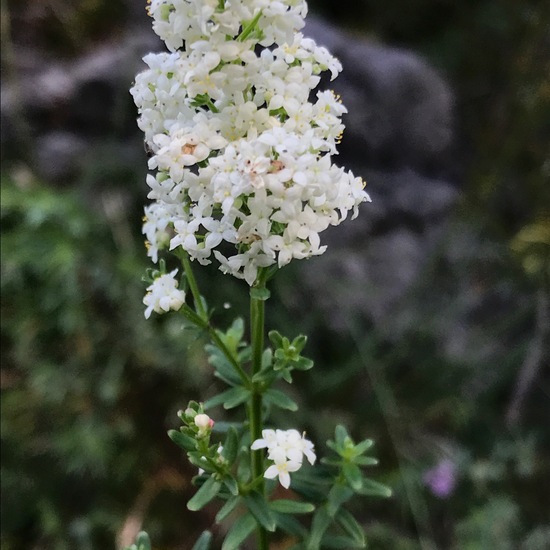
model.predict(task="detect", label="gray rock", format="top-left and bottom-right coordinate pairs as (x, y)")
top-left (305, 16), bottom-right (456, 178)
top-left (35, 131), bottom-right (88, 182)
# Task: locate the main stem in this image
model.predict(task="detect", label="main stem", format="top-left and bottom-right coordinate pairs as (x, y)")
top-left (181, 252), bottom-right (207, 321)
top-left (250, 277), bottom-right (268, 549)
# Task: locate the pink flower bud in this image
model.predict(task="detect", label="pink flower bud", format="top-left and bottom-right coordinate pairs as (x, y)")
top-left (194, 413), bottom-right (214, 434)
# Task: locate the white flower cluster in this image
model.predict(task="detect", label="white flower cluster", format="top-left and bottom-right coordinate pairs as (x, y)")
top-left (143, 269), bottom-right (186, 318)
top-left (132, 0), bottom-right (370, 285)
top-left (251, 428), bottom-right (316, 488)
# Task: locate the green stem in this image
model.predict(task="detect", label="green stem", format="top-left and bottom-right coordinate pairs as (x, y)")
top-left (179, 271), bottom-right (250, 387)
top-left (237, 10), bottom-right (262, 42)
top-left (209, 327), bottom-right (250, 387)
top-left (181, 252), bottom-right (208, 321)
top-left (205, 97), bottom-right (219, 113)
top-left (249, 272), bottom-right (268, 549)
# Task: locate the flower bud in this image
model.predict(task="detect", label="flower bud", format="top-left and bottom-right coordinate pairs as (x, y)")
top-left (194, 413), bottom-right (214, 434)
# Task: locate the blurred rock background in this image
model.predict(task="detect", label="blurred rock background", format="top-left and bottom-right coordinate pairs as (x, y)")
top-left (1, 0), bottom-right (549, 549)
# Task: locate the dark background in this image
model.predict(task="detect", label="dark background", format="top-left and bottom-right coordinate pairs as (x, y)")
top-left (1, 0), bottom-right (549, 548)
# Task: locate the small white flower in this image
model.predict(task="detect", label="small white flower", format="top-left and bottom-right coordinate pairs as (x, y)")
top-left (250, 429), bottom-right (279, 450)
top-left (264, 459), bottom-right (301, 489)
top-left (143, 269), bottom-right (186, 319)
top-left (251, 428), bottom-right (316, 488)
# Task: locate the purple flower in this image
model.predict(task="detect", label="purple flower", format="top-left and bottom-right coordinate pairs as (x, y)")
top-left (423, 459), bottom-right (457, 498)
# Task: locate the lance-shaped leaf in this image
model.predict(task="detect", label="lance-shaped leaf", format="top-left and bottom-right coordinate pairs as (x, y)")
top-left (206, 344), bottom-right (242, 387)
top-left (356, 478), bottom-right (392, 498)
top-left (268, 330), bottom-right (284, 348)
top-left (223, 477), bottom-right (239, 496)
top-left (244, 491), bottom-right (277, 532)
top-left (342, 462), bottom-right (363, 491)
top-left (191, 531), bottom-right (212, 550)
top-left (168, 429), bottom-right (196, 452)
top-left (354, 456), bottom-right (379, 467)
top-left (264, 388), bottom-right (298, 411)
top-left (221, 427), bottom-right (239, 465)
top-left (203, 386), bottom-right (249, 410)
top-left (187, 476), bottom-right (222, 511)
top-left (270, 499), bottom-right (315, 514)
top-left (221, 513), bottom-right (256, 550)
top-left (306, 506), bottom-right (331, 550)
top-left (336, 508), bottom-right (366, 547)
top-left (273, 512), bottom-right (308, 538)
top-left (216, 496), bottom-right (241, 523)
top-left (291, 334), bottom-right (308, 353)
top-left (334, 425), bottom-right (349, 448)
top-left (327, 483), bottom-right (354, 517)
top-left (353, 438), bottom-right (374, 455)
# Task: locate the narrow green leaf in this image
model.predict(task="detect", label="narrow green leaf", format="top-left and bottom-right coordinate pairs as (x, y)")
top-left (203, 386), bottom-right (249, 411)
top-left (353, 439), bottom-right (374, 454)
top-left (225, 317), bottom-right (245, 343)
top-left (336, 508), bottom-right (366, 546)
top-left (244, 491), bottom-right (277, 532)
top-left (224, 386), bottom-right (250, 409)
top-left (270, 499), bottom-right (315, 514)
top-left (264, 388), bottom-right (298, 411)
top-left (354, 456), bottom-right (378, 467)
top-left (223, 477), bottom-right (239, 496)
top-left (335, 425), bottom-right (348, 447)
top-left (292, 334), bottom-right (308, 352)
top-left (252, 367), bottom-right (277, 385)
top-left (216, 496), bottom-right (241, 523)
top-left (287, 472), bottom-right (330, 502)
top-left (221, 427), bottom-right (239, 465)
top-left (268, 330), bottom-right (283, 347)
top-left (221, 513), bottom-right (256, 550)
top-left (320, 457), bottom-right (342, 467)
top-left (187, 476), bottom-right (222, 511)
top-left (168, 429), bottom-right (196, 451)
top-left (295, 357), bottom-right (314, 370)
top-left (356, 478), bottom-right (392, 498)
top-left (327, 484), bottom-right (353, 517)
top-left (206, 345), bottom-right (241, 386)
top-left (191, 531), bottom-right (213, 550)
top-left (343, 462), bottom-right (363, 491)
top-left (273, 512), bottom-right (309, 538)
top-left (306, 506), bottom-right (331, 550)
top-left (261, 348), bottom-right (273, 368)
top-left (213, 369), bottom-right (241, 387)
top-left (188, 455), bottom-right (213, 472)
top-left (237, 346), bottom-right (252, 363)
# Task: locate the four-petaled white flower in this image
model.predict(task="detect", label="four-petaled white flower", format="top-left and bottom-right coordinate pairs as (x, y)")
top-left (143, 269), bottom-right (186, 319)
top-left (251, 428), bottom-right (316, 488)
top-left (264, 458), bottom-right (302, 489)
